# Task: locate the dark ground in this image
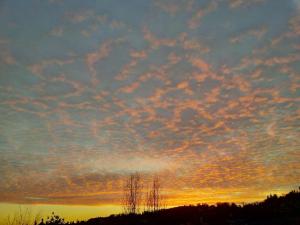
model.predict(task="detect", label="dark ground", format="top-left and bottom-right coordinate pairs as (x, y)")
top-left (40, 188), bottom-right (300, 225)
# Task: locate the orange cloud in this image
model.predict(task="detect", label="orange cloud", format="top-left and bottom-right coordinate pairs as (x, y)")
top-left (65, 10), bottom-right (94, 23)
top-left (118, 81), bottom-right (140, 94)
top-left (189, 57), bottom-right (211, 72)
top-left (143, 27), bottom-right (177, 49)
top-left (228, 0), bottom-right (265, 9)
top-left (188, 1), bottom-right (218, 29)
top-left (85, 38), bottom-right (124, 84)
top-left (230, 26), bottom-right (267, 43)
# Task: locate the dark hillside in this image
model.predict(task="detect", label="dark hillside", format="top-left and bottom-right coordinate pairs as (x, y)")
top-left (40, 188), bottom-right (300, 225)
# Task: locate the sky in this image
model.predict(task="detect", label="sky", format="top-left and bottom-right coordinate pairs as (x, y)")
top-left (0, 0), bottom-right (299, 222)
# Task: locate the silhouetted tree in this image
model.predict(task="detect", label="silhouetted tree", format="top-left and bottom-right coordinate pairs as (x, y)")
top-left (146, 175), bottom-right (162, 212)
top-left (123, 173), bottom-right (142, 214)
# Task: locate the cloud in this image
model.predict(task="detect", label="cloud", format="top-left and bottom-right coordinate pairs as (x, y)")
top-left (143, 27), bottom-right (177, 48)
top-left (289, 14), bottom-right (300, 36)
top-left (189, 57), bottom-right (211, 72)
top-left (179, 33), bottom-right (210, 53)
top-left (154, 0), bottom-right (180, 15)
top-left (266, 122), bottom-right (276, 137)
top-left (0, 40), bottom-right (16, 65)
top-left (228, 0), bottom-right (266, 9)
top-left (65, 10), bottom-right (94, 23)
top-left (188, 1), bottom-right (218, 29)
top-left (153, 0), bottom-right (195, 15)
top-left (28, 58), bottom-right (74, 81)
top-left (0, 50), bottom-right (16, 65)
top-left (114, 49), bottom-right (150, 81)
top-left (230, 26), bottom-right (267, 44)
top-left (264, 54), bottom-right (300, 66)
top-left (50, 27), bottom-right (64, 37)
top-left (118, 81), bottom-right (140, 93)
top-left (293, 0), bottom-right (300, 10)
top-left (85, 39), bottom-right (124, 84)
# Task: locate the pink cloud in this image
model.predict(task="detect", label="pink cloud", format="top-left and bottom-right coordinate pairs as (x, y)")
top-left (188, 1), bottom-right (218, 29)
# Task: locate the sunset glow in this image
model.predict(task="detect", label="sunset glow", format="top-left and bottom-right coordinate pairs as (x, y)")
top-left (0, 0), bottom-right (299, 223)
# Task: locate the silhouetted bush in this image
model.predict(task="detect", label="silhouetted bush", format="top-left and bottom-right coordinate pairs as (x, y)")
top-left (39, 212), bottom-right (65, 225)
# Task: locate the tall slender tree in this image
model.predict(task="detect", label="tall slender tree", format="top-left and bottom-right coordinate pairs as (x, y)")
top-left (123, 173), bottom-right (142, 214)
top-left (146, 175), bottom-right (162, 212)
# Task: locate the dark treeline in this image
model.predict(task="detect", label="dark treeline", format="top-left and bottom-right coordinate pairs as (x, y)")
top-left (39, 187), bottom-right (300, 225)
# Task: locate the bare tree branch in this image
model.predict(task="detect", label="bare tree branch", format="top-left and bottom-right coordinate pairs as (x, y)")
top-left (146, 175), bottom-right (163, 212)
top-left (123, 172), bottom-right (142, 214)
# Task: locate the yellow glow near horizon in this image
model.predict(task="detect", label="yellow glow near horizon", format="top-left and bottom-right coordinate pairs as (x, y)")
top-left (0, 203), bottom-right (122, 224)
top-left (0, 186), bottom-right (292, 224)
